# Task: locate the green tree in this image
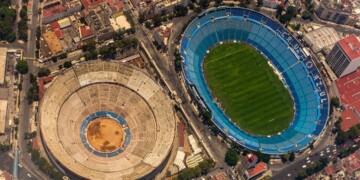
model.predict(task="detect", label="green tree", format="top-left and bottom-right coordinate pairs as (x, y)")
top-left (14, 118), bottom-right (20, 125)
top-left (37, 68), bottom-right (51, 77)
top-left (257, 0), bottom-right (263, 7)
top-left (63, 61), bottom-right (72, 68)
top-left (225, 149), bottom-right (239, 166)
top-left (31, 150), bottom-right (40, 162)
top-left (331, 97), bottom-right (340, 108)
top-left (174, 5), bottom-right (188, 17)
top-left (276, 5), bottom-right (283, 19)
top-left (289, 152), bottom-right (295, 162)
top-left (152, 15), bottom-right (162, 27)
top-left (16, 60), bottom-right (29, 74)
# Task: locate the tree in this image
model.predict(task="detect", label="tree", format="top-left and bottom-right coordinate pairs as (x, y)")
top-left (225, 149), bottom-right (239, 166)
top-left (174, 5), bottom-right (188, 17)
top-left (14, 118), bottom-right (20, 125)
top-left (289, 152), bottom-right (295, 162)
top-left (30, 73), bottom-right (37, 84)
top-left (276, 5), bottom-right (283, 19)
top-left (81, 40), bottom-right (96, 52)
top-left (296, 169), bottom-right (308, 180)
top-left (199, 0), bottom-right (210, 9)
top-left (348, 126), bottom-right (359, 139)
top-left (31, 150), bottom-right (40, 162)
top-left (281, 154), bottom-right (288, 163)
top-left (152, 15), bottom-right (162, 27)
top-left (138, 13), bottom-right (145, 24)
top-left (144, 21), bottom-right (151, 29)
top-left (257, 0), bottom-right (263, 7)
top-left (215, 0), bottom-right (223, 6)
top-left (335, 131), bottom-right (348, 145)
top-left (331, 97), bottom-right (340, 108)
top-left (16, 60), bottom-right (29, 74)
top-left (37, 68), bottom-right (51, 77)
top-left (63, 61), bottom-right (72, 68)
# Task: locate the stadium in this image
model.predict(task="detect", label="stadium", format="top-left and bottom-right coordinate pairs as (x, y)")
top-left (38, 61), bottom-right (175, 179)
top-left (180, 7), bottom-right (329, 155)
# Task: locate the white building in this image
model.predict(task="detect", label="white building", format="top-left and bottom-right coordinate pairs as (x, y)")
top-left (326, 34), bottom-right (360, 77)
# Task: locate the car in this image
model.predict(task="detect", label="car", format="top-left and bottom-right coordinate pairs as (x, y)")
top-left (333, 149), bottom-right (337, 152)
top-left (320, 153), bottom-right (324, 156)
top-left (326, 147), bottom-right (330, 150)
top-left (327, 150), bottom-right (330, 153)
top-left (321, 151), bottom-right (324, 154)
top-left (302, 165), bottom-right (307, 168)
top-left (27, 174), bottom-right (32, 178)
top-left (307, 160), bottom-right (311, 164)
top-left (288, 173), bottom-right (291, 177)
top-left (310, 153), bottom-right (315, 157)
top-left (306, 157), bottom-right (310, 160)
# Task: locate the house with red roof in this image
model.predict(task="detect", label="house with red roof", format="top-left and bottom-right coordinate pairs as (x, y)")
top-left (326, 35), bottom-right (360, 78)
top-left (243, 162), bottom-right (268, 180)
top-left (341, 150), bottom-right (360, 176)
top-left (335, 69), bottom-right (360, 131)
top-left (79, 26), bottom-right (95, 41)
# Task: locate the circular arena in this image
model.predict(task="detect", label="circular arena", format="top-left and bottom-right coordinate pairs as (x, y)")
top-left (180, 7), bottom-right (329, 155)
top-left (39, 61), bottom-right (175, 179)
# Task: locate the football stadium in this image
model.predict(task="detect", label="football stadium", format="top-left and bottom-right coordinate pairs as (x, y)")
top-left (38, 61), bottom-right (175, 179)
top-left (180, 7), bottom-right (329, 155)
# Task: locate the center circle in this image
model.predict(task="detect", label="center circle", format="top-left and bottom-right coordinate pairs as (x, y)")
top-left (80, 111), bottom-right (131, 157)
top-left (86, 117), bottom-right (125, 153)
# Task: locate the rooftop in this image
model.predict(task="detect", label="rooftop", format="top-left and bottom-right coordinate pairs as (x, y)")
top-left (79, 26), bottom-right (94, 39)
top-left (335, 69), bottom-right (360, 131)
top-left (245, 162), bottom-right (268, 178)
top-left (303, 27), bottom-right (340, 53)
top-left (43, 4), bottom-right (66, 18)
top-left (0, 100), bottom-right (8, 134)
top-left (0, 48), bottom-right (7, 85)
top-left (338, 34), bottom-right (360, 61)
top-left (342, 150), bottom-right (360, 175)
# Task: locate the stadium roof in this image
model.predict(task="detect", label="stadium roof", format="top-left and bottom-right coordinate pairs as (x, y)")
top-left (0, 100), bottom-right (7, 134)
top-left (338, 34), bottom-right (360, 61)
top-left (335, 69), bottom-right (360, 131)
top-left (303, 27), bottom-right (340, 53)
top-left (0, 48), bottom-right (7, 85)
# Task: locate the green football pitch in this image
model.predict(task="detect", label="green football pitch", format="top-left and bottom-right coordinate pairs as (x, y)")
top-left (203, 43), bottom-right (294, 136)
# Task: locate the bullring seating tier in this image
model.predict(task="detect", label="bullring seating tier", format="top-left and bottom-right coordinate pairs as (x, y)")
top-left (39, 61), bottom-right (175, 180)
top-left (180, 7), bottom-right (329, 155)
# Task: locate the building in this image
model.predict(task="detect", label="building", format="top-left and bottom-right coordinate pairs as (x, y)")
top-left (326, 35), bottom-right (360, 77)
top-left (0, 100), bottom-right (8, 135)
top-left (303, 27), bottom-right (340, 53)
top-left (263, 0), bottom-right (280, 9)
top-left (335, 69), bottom-right (360, 131)
top-left (42, 0), bottom-right (82, 24)
top-left (82, 7), bottom-right (114, 42)
top-left (341, 150), bottom-right (360, 176)
top-left (315, 0), bottom-right (358, 26)
top-left (79, 26), bottom-right (95, 41)
top-left (0, 48), bottom-right (7, 86)
top-left (43, 31), bottom-right (64, 55)
top-left (153, 24), bottom-right (172, 51)
top-left (154, 0), bottom-right (183, 14)
top-left (81, 0), bottom-right (123, 15)
top-left (243, 162), bottom-right (268, 180)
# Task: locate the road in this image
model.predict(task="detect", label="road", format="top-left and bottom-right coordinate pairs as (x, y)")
top-left (15, 0), bottom-right (46, 179)
top-left (137, 20), bottom-right (232, 171)
top-left (271, 144), bottom-right (339, 179)
top-left (0, 152), bottom-right (37, 180)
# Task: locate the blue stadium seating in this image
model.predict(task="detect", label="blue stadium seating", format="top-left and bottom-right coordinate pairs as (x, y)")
top-left (180, 7), bottom-right (329, 155)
